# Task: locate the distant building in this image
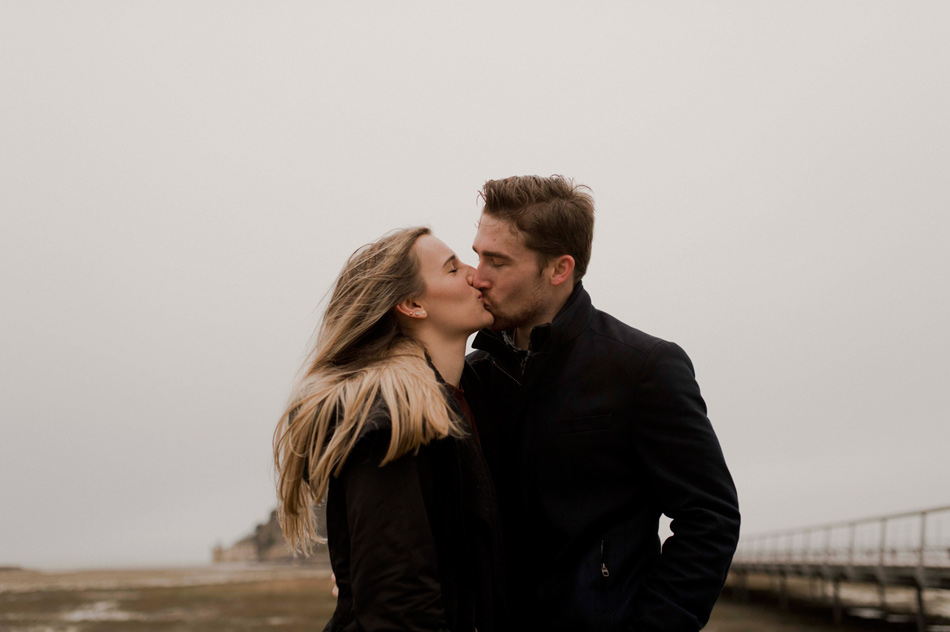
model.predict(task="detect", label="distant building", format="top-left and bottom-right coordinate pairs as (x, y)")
top-left (212, 536), bottom-right (259, 563)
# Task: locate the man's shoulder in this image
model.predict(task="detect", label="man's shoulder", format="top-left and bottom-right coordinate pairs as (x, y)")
top-left (586, 307), bottom-right (698, 385)
top-left (587, 306), bottom-right (670, 356)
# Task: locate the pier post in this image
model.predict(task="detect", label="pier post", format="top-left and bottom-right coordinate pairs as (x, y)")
top-left (832, 579), bottom-right (842, 625)
top-left (878, 517), bottom-right (887, 617)
top-left (847, 521), bottom-right (856, 586)
top-left (779, 573), bottom-right (788, 610)
top-left (735, 570), bottom-right (749, 602)
top-left (915, 510), bottom-right (927, 632)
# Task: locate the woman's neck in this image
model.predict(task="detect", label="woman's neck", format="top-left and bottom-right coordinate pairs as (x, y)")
top-left (413, 330), bottom-right (467, 387)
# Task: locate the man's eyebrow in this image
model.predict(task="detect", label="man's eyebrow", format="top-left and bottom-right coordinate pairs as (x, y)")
top-left (474, 249), bottom-right (512, 261)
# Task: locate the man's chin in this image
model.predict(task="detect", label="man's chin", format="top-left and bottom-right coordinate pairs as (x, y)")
top-left (487, 315), bottom-right (515, 332)
top-left (484, 307), bottom-right (523, 332)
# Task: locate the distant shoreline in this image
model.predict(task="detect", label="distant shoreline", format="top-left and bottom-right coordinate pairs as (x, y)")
top-left (0, 563), bottom-right (331, 595)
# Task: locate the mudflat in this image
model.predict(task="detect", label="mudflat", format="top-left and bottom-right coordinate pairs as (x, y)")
top-left (0, 564), bottom-right (931, 631)
top-left (0, 564), bottom-right (335, 631)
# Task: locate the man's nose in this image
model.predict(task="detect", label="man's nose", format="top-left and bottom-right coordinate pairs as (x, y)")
top-left (472, 264), bottom-right (489, 289)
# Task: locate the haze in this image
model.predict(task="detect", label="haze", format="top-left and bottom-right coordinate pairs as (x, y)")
top-left (1, 2), bottom-right (947, 569)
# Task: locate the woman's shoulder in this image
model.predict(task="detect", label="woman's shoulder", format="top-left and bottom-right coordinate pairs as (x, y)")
top-left (350, 397), bottom-right (393, 451)
top-left (349, 394), bottom-right (459, 468)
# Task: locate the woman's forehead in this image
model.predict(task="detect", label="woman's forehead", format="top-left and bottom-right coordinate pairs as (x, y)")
top-left (414, 234), bottom-right (455, 266)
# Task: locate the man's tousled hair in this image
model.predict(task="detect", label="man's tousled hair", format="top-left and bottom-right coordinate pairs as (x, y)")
top-left (480, 174), bottom-right (594, 280)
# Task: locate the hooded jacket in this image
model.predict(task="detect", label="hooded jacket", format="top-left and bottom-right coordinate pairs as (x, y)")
top-left (468, 283), bottom-right (740, 632)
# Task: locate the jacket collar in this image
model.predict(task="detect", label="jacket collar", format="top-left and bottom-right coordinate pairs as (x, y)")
top-left (472, 281), bottom-right (593, 358)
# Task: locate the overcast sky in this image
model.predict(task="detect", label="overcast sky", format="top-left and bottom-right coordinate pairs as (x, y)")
top-left (2, 2), bottom-right (948, 569)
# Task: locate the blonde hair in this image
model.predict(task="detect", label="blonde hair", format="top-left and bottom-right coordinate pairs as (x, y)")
top-left (273, 227), bottom-right (464, 554)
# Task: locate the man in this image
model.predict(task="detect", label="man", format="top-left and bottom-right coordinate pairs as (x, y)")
top-left (467, 175), bottom-right (740, 632)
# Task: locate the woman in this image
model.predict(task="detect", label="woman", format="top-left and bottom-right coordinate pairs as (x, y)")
top-left (273, 227), bottom-right (505, 632)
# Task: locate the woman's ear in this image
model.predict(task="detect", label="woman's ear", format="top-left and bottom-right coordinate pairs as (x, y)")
top-left (395, 299), bottom-right (428, 319)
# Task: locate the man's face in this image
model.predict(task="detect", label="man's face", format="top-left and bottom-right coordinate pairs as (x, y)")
top-left (471, 213), bottom-right (551, 332)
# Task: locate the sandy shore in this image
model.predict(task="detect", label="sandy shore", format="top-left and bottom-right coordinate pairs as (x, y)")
top-left (0, 564), bottom-right (330, 594)
top-left (2, 564), bottom-right (947, 631)
top-left (0, 564), bottom-right (334, 631)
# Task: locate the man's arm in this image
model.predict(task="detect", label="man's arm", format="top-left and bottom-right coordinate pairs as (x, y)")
top-left (630, 341), bottom-right (740, 631)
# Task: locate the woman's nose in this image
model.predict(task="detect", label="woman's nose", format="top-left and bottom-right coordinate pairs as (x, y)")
top-left (465, 264), bottom-right (476, 285)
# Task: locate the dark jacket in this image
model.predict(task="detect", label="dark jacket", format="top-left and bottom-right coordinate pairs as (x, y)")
top-left (468, 283), bottom-right (740, 632)
top-left (323, 366), bottom-right (506, 632)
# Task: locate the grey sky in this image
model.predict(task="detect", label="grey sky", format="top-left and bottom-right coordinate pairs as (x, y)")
top-left (1, 2), bottom-right (948, 569)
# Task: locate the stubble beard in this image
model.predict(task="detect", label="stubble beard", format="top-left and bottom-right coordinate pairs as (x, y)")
top-left (486, 293), bottom-right (546, 333)
top-left (484, 271), bottom-right (551, 333)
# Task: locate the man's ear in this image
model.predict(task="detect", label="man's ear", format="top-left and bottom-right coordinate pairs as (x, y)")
top-left (395, 298), bottom-right (427, 319)
top-left (548, 255), bottom-right (575, 287)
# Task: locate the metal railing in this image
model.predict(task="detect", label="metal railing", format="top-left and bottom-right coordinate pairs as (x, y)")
top-left (731, 505), bottom-right (950, 630)
top-left (733, 504), bottom-right (950, 581)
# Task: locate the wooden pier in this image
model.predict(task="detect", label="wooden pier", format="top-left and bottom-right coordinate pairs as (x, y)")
top-left (729, 505), bottom-right (950, 631)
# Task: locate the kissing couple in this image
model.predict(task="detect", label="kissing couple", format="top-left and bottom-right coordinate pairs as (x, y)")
top-left (274, 175), bottom-right (740, 632)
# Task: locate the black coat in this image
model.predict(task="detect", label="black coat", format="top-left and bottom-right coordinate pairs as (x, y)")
top-left (468, 283), bottom-right (740, 632)
top-left (322, 368), bottom-right (506, 632)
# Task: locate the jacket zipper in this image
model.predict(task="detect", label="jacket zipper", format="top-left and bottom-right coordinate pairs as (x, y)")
top-left (600, 539), bottom-right (610, 577)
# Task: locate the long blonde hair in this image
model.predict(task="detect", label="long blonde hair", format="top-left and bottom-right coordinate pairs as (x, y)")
top-left (273, 227), bottom-right (464, 554)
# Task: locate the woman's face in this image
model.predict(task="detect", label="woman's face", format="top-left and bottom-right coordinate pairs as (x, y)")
top-left (412, 234), bottom-right (494, 336)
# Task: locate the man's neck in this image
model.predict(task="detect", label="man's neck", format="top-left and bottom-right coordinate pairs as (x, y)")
top-left (512, 326), bottom-right (535, 350)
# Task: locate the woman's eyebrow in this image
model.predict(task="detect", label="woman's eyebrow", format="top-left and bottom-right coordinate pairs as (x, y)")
top-left (443, 254), bottom-right (459, 268)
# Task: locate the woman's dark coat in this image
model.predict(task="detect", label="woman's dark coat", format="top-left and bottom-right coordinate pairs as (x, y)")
top-left (322, 367), bottom-right (505, 632)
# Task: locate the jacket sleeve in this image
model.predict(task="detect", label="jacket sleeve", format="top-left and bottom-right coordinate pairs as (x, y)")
top-left (629, 341), bottom-right (740, 632)
top-left (341, 431), bottom-right (449, 632)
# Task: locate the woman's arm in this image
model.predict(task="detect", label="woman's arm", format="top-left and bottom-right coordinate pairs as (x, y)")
top-left (342, 434), bottom-right (449, 632)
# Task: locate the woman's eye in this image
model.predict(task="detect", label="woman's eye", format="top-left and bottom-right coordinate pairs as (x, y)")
top-left (449, 267), bottom-right (459, 274)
